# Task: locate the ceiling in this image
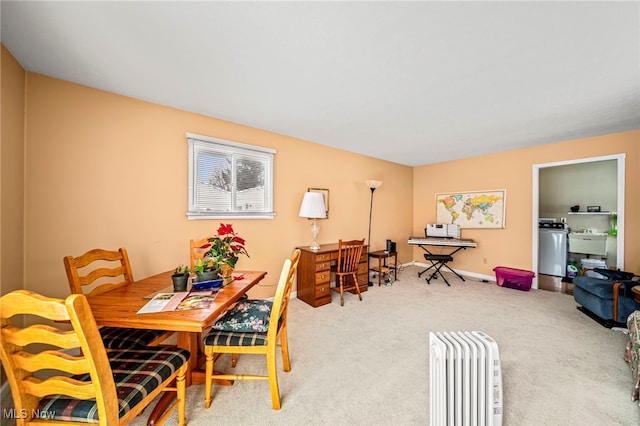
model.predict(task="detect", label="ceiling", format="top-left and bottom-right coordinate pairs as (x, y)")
top-left (2, 1), bottom-right (638, 167)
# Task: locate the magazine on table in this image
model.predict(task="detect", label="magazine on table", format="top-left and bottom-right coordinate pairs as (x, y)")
top-left (137, 290), bottom-right (218, 314)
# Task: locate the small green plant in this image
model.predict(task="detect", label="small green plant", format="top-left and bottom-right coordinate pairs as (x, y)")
top-left (173, 264), bottom-right (191, 276)
top-left (193, 258), bottom-right (215, 274)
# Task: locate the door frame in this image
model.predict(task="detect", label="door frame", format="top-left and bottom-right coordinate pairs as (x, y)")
top-left (531, 154), bottom-right (625, 289)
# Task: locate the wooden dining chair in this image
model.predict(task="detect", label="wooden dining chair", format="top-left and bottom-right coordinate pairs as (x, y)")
top-left (63, 247), bottom-right (174, 349)
top-left (0, 290), bottom-right (190, 426)
top-left (190, 236), bottom-right (212, 270)
top-left (331, 239), bottom-right (365, 306)
top-left (203, 249), bottom-right (301, 410)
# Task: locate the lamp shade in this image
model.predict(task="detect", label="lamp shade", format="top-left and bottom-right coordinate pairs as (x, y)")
top-left (366, 180), bottom-right (382, 190)
top-left (298, 192), bottom-right (327, 219)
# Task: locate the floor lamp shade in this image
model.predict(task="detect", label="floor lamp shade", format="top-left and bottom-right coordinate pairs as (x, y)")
top-left (299, 192), bottom-right (327, 250)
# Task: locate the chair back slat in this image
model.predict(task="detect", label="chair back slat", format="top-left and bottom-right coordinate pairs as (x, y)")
top-left (3, 325), bottom-right (79, 349)
top-left (336, 239), bottom-right (365, 273)
top-left (64, 248), bottom-right (134, 295)
top-left (15, 351), bottom-right (91, 376)
top-left (23, 378), bottom-right (97, 400)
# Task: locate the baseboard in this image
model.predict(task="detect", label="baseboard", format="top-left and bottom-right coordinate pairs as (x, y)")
top-left (412, 261), bottom-right (495, 282)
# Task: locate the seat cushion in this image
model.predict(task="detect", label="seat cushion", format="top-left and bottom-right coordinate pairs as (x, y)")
top-left (212, 299), bottom-right (272, 333)
top-left (99, 326), bottom-right (169, 350)
top-left (424, 254), bottom-right (453, 262)
top-left (37, 347), bottom-right (190, 423)
top-left (204, 329), bottom-right (268, 347)
top-left (572, 276), bottom-right (614, 299)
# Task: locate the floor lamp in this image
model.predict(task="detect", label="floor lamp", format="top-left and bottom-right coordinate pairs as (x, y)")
top-left (366, 180), bottom-right (382, 286)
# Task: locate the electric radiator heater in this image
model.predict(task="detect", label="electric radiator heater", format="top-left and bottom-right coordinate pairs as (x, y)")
top-left (429, 331), bottom-right (503, 426)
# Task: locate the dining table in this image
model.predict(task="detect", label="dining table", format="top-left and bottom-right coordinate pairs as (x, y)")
top-left (85, 269), bottom-right (267, 424)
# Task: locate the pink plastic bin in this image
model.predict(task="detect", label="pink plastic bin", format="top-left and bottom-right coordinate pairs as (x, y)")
top-left (493, 266), bottom-right (535, 291)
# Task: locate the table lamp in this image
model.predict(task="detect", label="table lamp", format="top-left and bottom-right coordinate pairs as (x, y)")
top-left (299, 192), bottom-right (327, 251)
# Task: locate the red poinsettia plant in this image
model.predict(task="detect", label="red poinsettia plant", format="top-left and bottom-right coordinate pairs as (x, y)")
top-left (202, 223), bottom-right (249, 270)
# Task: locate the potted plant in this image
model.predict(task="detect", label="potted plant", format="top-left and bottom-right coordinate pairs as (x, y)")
top-left (193, 258), bottom-right (219, 282)
top-left (172, 265), bottom-right (191, 291)
top-left (195, 223), bottom-right (249, 281)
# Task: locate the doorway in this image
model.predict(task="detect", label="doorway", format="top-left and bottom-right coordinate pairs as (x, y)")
top-left (531, 154), bottom-right (626, 290)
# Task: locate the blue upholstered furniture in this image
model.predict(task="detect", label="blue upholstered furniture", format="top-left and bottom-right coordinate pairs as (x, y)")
top-left (573, 268), bottom-right (640, 327)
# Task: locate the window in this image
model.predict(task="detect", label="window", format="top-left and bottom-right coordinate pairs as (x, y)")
top-left (187, 133), bottom-right (275, 219)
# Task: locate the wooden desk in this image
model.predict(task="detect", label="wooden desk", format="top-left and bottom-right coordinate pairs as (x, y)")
top-left (368, 250), bottom-right (398, 286)
top-left (86, 269), bottom-right (267, 385)
top-left (296, 243), bottom-right (368, 307)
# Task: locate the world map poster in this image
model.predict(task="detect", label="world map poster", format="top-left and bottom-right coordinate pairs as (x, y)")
top-left (436, 190), bottom-right (506, 229)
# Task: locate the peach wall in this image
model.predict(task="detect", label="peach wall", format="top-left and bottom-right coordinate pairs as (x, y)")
top-left (1, 45), bottom-right (25, 298)
top-left (23, 73), bottom-right (413, 299)
top-left (413, 131), bottom-right (640, 277)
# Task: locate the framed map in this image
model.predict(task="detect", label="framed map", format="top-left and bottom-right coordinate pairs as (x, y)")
top-left (436, 190), bottom-right (506, 229)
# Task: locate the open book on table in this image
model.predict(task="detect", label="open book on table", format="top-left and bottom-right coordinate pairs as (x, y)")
top-left (137, 290), bottom-right (218, 314)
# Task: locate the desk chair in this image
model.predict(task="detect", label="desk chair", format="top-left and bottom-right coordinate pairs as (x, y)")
top-left (64, 247), bottom-right (174, 349)
top-left (422, 253), bottom-right (465, 286)
top-left (0, 290), bottom-right (189, 425)
top-left (332, 239), bottom-right (365, 306)
top-left (203, 249), bottom-right (301, 410)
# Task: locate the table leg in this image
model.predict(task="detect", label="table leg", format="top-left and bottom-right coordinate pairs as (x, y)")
top-left (378, 257), bottom-right (383, 286)
top-left (147, 331), bottom-right (197, 426)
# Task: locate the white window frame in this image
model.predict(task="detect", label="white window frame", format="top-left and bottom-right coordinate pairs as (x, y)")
top-left (187, 132), bottom-right (276, 220)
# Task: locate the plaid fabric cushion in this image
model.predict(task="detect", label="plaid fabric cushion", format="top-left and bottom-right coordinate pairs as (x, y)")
top-left (99, 326), bottom-right (169, 349)
top-left (37, 347), bottom-right (190, 423)
top-left (204, 329), bottom-right (268, 347)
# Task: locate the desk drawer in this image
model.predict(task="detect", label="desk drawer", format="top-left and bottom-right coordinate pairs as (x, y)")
top-left (315, 271), bottom-right (330, 285)
top-left (315, 261), bottom-right (331, 272)
top-left (315, 253), bottom-right (331, 262)
top-left (315, 282), bottom-right (330, 298)
top-left (357, 263), bottom-right (368, 274)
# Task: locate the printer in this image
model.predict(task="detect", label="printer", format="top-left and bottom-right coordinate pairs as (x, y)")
top-left (425, 224), bottom-right (461, 239)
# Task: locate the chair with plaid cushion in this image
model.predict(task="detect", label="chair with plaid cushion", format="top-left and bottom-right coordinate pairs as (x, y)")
top-left (203, 249), bottom-right (301, 410)
top-left (64, 247), bottom-right (174, 349)
top-left (0, 290), bottom-right (190, 425)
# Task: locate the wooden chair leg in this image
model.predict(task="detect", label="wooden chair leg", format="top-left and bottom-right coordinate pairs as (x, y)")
top-left (280, 327), bottom-right (291, 372)
top-left (177, 364), bottom-right (187, 426)
top-left (339, 276), bottom-right (345, 306)
top-left (267, 350), bottom-right (281, 410)
top-left (353, 273), bottom-right (362, 301)
top-left (204, 349), bottom-right (214, 409)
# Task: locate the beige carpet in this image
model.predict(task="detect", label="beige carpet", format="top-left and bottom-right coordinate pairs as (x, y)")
top-left (3, 266), bottom-right (638, 425)
top-left (127, 265), bottom-right (638, 425)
